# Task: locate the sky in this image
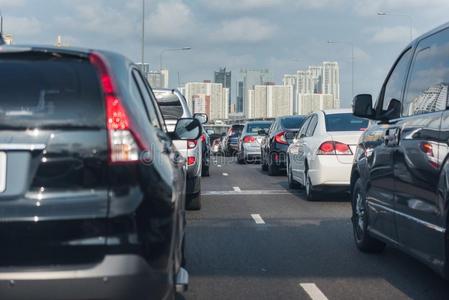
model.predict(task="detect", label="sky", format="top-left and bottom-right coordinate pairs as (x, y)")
top-left (2, 0), bottom-right (449, 107)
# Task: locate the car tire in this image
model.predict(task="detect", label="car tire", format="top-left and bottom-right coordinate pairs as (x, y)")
top-left (268, 158), bottom-right (279, 176)
top-left (186, 192), bottom-right (201, 211)
top-left (202, 165), bottom-right (210, 177)
top-left (237, 151), bottom-right (245, 164)
top-left (352, 178), bottom-right (385, 253)
top-left (305, 170), bottom-right (318, 201)
top-left (261, 153), bottom-right (268, 171)
top-left (287, 160), bottom-right (300, 189)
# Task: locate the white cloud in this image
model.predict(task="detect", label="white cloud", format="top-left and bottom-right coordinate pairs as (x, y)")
top-left (354, 0), bottom-right (449, 16)
top-left (211, 17), bottom-right (276, 43)
top-left (203, 0), bottom-right (344, 11)
top-left (5, 16), bottom-right (42, 36)
top-left (370, 26), bottom-right (413, 44)
top-left (0, 0), bottom-right (25, 8)
top-left (147, 1), bottom-right (196, 40)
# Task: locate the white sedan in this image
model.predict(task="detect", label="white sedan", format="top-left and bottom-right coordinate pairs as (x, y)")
top-left (287, 109), bottom-right (368, 200)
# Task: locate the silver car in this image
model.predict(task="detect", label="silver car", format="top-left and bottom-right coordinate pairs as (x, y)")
top-left (154, 89), bottom-right (204, 210)
top-left (237, 121), bottom-right (272, 164)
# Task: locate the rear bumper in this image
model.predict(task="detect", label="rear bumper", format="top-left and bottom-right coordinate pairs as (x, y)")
top-left (0, 254), bottom-right (173, 300)
top-left (308, 156), bottom-right (352, 187)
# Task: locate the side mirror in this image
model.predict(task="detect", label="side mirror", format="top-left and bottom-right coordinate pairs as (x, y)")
top-left (173, 118), bottom-right (201, 140)
top-left (193, 113), bottom-right (208, 124)
top-left (258, 129), bottom-right (267, 135)
top-left (382, 98), bottom-right (401, 120)
top-left (353, 94), bottom-right (375, 119)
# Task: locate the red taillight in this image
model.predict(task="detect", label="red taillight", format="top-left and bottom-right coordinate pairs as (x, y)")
top-left (201, 134), bottom-right (206, 143)
top-left (275, 131), bottom-right (288, 144)
top-left (420, 142), bottom-right (434, 156)
top-left (243, 135), bottom-right (256, 143)
top-left (317, 141), bottom-right (352, 155)
top-left (90, 52), bottom-right (144, 163)
top-left (187, 156), bottom-right (196, 166)
top-left (187, 139), bottom-right (198, 149)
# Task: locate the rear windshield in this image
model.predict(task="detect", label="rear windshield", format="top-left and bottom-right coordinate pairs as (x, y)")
top-left (0, 54), bottom-right (104, 128)
top-left (247, 123), bottom-right (271, 135)
top-left (154, 91), bottom-right (184, 120)
top-left (229, 125), bottom-right (244, 136)
top-left (281, 116), bottom-right (305, 129)
top-left (325, 113), bottom-right (369, 132)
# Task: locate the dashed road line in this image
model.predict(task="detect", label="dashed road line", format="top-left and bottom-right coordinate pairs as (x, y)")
top-left (202, 189), bottom-right (294, 196)
top-left (251, 214), bottom-right (265, 224)
top-left (233, 186), bottom-right (241, 192)
top-left (217, 165), bottom-right (222, 168)
top-left (222, 173), bottom-right (229, 176)
top-left (300, 283), bottom-right (328, 300)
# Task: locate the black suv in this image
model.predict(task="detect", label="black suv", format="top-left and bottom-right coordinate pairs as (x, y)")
top-left (0, 44), bottom-right (201, 299)
top-left (351, 22), bottom-right (449, 278)
top-left (261, 115), bottom-right (305, 175)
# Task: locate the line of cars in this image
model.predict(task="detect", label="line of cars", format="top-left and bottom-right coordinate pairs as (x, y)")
top-left (0, 42), bottom-right (209, 299)
top-left (224, 21), bottom-right (449, 281)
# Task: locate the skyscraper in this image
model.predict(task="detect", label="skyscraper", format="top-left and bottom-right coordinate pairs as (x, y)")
top-left (214, 68), bottom-right (231, 105)
top-left (237, 81), bottom-right (244, 113)
top-left (241, 69), bottom-right (271, 117)
top-left (322, 62), bottom-right (340, 108)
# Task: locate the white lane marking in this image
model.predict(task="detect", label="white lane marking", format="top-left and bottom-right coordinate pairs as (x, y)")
top-left (222, 173), bottom-right (229, 176)
top-left (300, 283), bottom-right (328, 300)
top-left (233, 186), bottom-right (241, 192)
top-left (202, 189), bottom-right (294, 196)
top-left (217, 165), bottom-right (222, 168)
top-left (251, 214), bottom-right (265, 224)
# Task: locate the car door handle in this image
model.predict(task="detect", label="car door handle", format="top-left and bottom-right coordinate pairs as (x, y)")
top-left (384, 127), bottom-right (400, 146)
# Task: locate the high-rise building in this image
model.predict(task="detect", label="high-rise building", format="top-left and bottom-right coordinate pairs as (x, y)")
top-left (241, 69), bottom-right (271, 117)
top-left (248, 85), bottom-right (293, 119)
top-left (307, 66), bottom-right (323, 94)
top-left (283, 74), bottom-right (298, 114)
top-left (214, 68), bottom-right (231, 104)
top-left (184, 81), bottom-right (228, 121)
top-left (146, 69), bottom-right (169, 89)
top-left (297, 94), bottom-right (335, 115)
top-left (237, 81), bottom-right (244, 113)
top-left (322, 62), bottom-right (340, 108)
top-left (410, 83), bottom-right (448, 115)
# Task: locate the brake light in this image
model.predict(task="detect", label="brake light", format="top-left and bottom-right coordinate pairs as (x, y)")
top-left (90, 52), bottom-right (145, 163)
top-left (243, 135), bottom-right (256, 143)
top-left (275, 131), bottom-right (288, 144)
top-left (201, 134), bottom-right (206, 143)
top-left (187, 139), bottom-right (198, 149)
top-left (187, 156), bottom-right (196, 166)
top-left (317, 141), bottom-right (352, 155)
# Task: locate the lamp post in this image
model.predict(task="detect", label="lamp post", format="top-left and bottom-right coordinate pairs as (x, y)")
top-left (328, 40), bottom-right (354, 98)
top-left (377, 11), bottom-right (413, 42)
top-left (159, 47), bottom-right (192, 71)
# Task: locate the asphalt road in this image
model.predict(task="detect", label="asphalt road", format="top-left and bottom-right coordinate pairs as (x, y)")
top-left (182, 156), bottom-right (449, 300)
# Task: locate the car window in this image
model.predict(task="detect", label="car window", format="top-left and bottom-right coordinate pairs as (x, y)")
top-left (0, 54), bottom-right (104, 128)
top-left (246, 123), bottom-right (271, 135)
top-left (154, 90), bottom-right (184, 120)
top-left (132, 70), bottom-right (162, 129)
top-left (298, 116), bottom-right (311, 138)
top-left (306, 115), bottom-right (318, 137)
top-left (281, 117), bottom-right (305, 129)
top-left (325, 113), bottom-right (369, 131)
top-left (381, 48), bottom-right (412, 113)
top-left (403, 29), bottom-right (449, 116)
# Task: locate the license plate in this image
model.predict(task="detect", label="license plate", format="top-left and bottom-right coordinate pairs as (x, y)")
top-left (0, 152), bottom-right (6, 192)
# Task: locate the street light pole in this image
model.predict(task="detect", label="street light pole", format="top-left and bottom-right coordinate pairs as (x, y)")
top-left (377, 12), bottom-right (413, 42)
top-left (140, 0), bottom-right (145, 72)
top-left (328, 40), bottom-right (354, 98)
top-left (159, 47), bottom-right (192, 71)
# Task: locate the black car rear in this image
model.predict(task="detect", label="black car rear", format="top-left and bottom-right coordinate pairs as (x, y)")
top-left (261, 115), bottom-right (305, 175)
top-left (224, 124), bottom-right (243, 156)
top-left (0, 46), bottom-right (188, 299)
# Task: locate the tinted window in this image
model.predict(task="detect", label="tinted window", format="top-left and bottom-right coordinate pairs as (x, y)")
top-left (154, 91), bottom-right (184, 120)
top-left (298, 116), bottom-right (311, 138)
top-left (403, 29), bottom-right (449, 116)
top-left (229, 125), bottom-right (243, 136)
top-left (281, 116), bottom-right (305, 129)
top-left (382, 48), bottom-right (412, 111)
top-left (306, 115), bottom-right (318, 137)
top-left (0, 55), bottom-right (104, 128)
top-left (246, 123), bottom-right (271, 135)
top-left (132, 70), bottom-right (161, 128)
top-left (325, 113), bottom-right (368, 132)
